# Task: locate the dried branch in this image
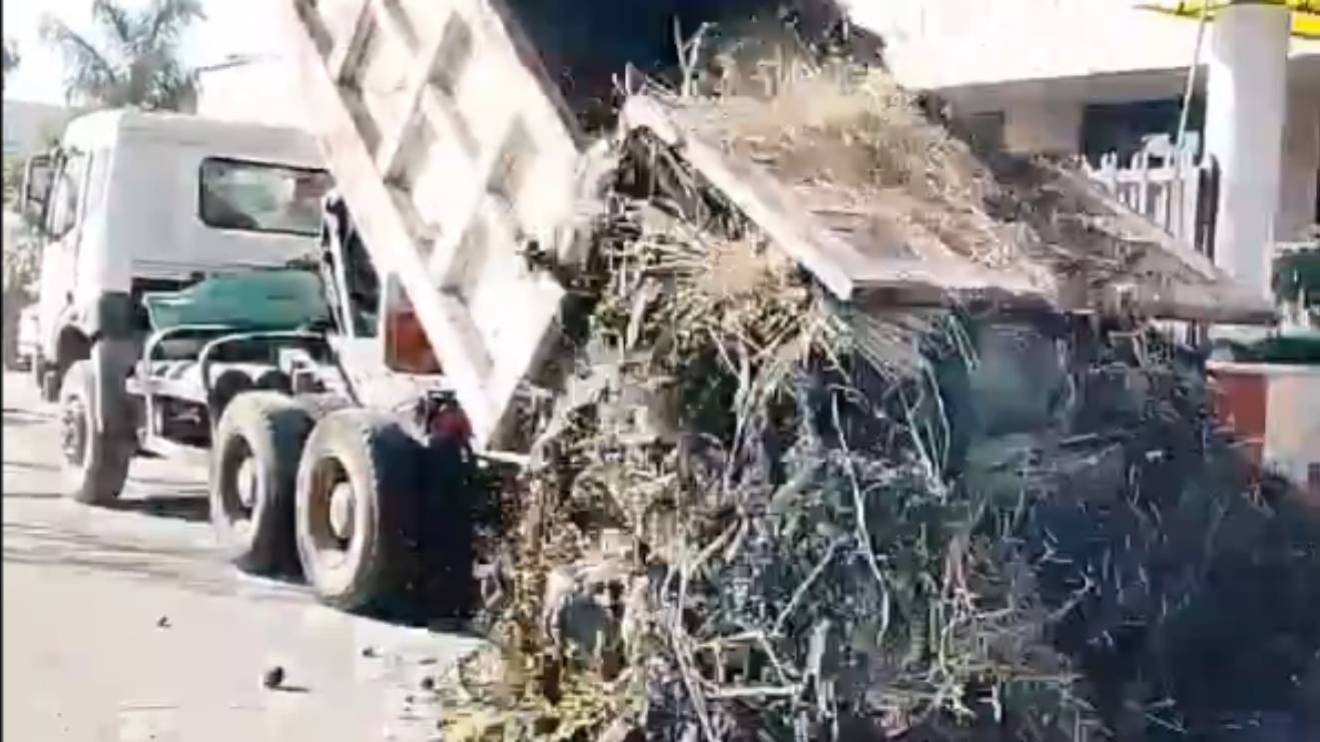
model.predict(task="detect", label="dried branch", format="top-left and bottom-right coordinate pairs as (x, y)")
top-left (773, 536), bottom-right (844, 636)
top-left (830, 395), bottom-right (892, 647)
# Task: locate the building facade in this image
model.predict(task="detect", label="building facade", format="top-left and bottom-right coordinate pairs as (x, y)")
top-left (844, 0), bottom-right (1320, 248)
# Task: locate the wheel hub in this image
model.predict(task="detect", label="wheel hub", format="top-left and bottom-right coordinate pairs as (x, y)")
top-left (328, 482), bottom-right (355, 541)
top-left (235, 456), bottom-right (259, 510)
top-left (60, 401), bottom-right (87, 467)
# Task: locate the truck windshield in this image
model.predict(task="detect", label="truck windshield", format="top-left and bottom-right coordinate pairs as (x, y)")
top-left (199, 158), bottom-right (333, 236)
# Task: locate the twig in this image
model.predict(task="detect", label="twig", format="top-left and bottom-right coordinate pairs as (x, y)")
top-left (673, 630), bottom-right (718, 742)
top-left (691, 519), bottom-right (739, 577)
top-left (773, 537), bottom-right (844, 635)
top-left (922, 363), bottom-right (952, 475)
top-left (830, 396), bottom-right (892, 647)
top-left (897, 384), bottom-right (942, 491)
top-left (1046, 573), bottom-right (1095, 624)
top-left (673, 19), bottom-right (713, 100)
top-left (708, 685), bottom-right (800, 700)
top-left (671, 538), bottom-right (718, 742)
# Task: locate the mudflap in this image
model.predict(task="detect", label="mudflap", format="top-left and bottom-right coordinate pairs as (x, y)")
top-left (412, 439), bottom-right (478, 622)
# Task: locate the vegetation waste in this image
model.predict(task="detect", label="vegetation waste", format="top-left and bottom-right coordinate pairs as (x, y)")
top-left (427, 20), bottom-right (1320, 742)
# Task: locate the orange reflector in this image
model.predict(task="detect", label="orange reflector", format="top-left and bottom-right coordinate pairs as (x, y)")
top-left (385, 309), bottom-right (442, 375)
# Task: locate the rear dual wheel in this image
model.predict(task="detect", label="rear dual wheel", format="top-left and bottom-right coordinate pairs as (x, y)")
top-left (209, 393), bottom-right (314, 574)
top-left (293, 410), bottom-right (419, 612)
top-left (211, 398), bottom-right (471, 614)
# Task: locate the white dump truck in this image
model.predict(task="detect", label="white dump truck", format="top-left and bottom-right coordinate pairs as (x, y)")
top-left (20, 108), bottom-right (467, 610)
top-left (18, 111), bottom-right (342, 512)
top-left (29, 0), bottom-right (1280, 615)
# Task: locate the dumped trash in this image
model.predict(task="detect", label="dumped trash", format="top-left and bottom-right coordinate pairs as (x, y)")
top-left (273, 0), bottom-right (1315, 737)
top-left (262, 666), bottom-right (286, 690)
top-left (431, 56), bottom-right (1320, 741)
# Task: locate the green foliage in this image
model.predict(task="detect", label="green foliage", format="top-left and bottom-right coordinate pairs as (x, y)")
top-left (40, 0), bottom-right (205, 111)
top-left (3, 157), bottom-right (41, 305)
top-left (2, 38), bottom-right (18, 82)
top-left (2, 156), bottom-right (23, 208)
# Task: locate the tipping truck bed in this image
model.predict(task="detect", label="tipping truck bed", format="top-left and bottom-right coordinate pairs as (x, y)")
top-left (280, 0), bottom-right (1277, 452)
top-left (280, 0), bottom-right (590, 450)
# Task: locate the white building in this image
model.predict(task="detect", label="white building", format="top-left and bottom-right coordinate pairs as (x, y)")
top-left (844, 0), bottom-right (1320, 293)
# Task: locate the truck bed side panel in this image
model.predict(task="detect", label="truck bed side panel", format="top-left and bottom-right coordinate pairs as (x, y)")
top-left (281, 0), bottom-right (584, 448)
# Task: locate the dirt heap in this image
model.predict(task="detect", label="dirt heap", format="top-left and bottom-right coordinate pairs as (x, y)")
top-left (436, 61), bottom-right (1320, 742)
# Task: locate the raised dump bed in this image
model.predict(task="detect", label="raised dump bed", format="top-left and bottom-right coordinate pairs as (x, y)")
top-left (281, 0), bottom-right (589, 449)
top-left (279, 0), bottom-right (1276, 453)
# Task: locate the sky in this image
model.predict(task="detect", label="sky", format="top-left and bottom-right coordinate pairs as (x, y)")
top-left (2, 0), bottom-right (283, 105)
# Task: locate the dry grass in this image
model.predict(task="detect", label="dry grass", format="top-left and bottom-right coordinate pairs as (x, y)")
top-left (674, 68), bottom-right (1034, 278)
top-left (438, 31), bottom-right (1319, 742)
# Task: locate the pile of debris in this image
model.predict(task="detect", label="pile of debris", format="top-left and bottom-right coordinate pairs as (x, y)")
top-left (434, 49), bottom-right (1320, 742)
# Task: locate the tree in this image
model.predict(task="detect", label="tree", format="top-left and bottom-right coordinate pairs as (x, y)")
top-left (2, 38), bottom-right (18, 84)
top-left (41, 0), bottom-right (206, 111)
top-left (3, 155), bottom-right (40, 369)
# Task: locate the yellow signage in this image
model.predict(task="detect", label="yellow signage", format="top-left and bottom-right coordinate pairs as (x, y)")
top-left (1137, 0), bottom-right (1320, 37)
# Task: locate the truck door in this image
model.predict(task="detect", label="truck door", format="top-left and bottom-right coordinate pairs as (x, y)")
top-left (37, 150), bottom-right (90, 355)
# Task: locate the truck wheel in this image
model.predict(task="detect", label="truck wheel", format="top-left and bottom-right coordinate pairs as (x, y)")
top-left (210, 392), bottom-right (314, 575)
top-left (58, 361), bottom-right (133, 505)
top-left (294, 410), bottom-right (419, 612)
top-left (293, 393), bottom-right (352, 423)
top-left (42, 366), bottom-right (62, 404)
top-left (30, 356), bottom-right (45, 390)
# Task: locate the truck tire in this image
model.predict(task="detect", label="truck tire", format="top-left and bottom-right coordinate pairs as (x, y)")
top-left (58, 361), bottom-right (134, 505)
top-left (30, 356), bottom-right (45, 390)
top-left (208, 369), bottom-right (255, 429)
top-left (294, 409), bottom-right (419, 612)
top-left (292, 393), bottom-right (353, 423)
top-left (210, 392), bottom-right (314, 575)
top-left (42, 366), bottom-right (62, 404)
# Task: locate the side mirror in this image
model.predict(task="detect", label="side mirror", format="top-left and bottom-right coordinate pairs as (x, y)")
top-left (20, 152), bottom-right (57, 230)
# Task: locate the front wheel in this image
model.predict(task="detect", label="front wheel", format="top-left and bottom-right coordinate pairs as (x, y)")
top-left (58, 361), bottom-right (133, 505)
top-left (294, 410), bottom-right (419, 612)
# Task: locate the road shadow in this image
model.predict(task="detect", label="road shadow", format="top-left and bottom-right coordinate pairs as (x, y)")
top-left (3, 407), bottom-right (52, 427)
top-left (108, 495), bottom-right (211, 523)
top-left (3, 460), bottom-right (60, 475)
top-left (0, 490), bottom-right (64, 501)
top-left (2, 521), bottom-right (308, 604)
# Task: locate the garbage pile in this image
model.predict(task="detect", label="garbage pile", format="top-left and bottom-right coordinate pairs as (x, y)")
top-left (437, 50), bottom-right (1320, 742)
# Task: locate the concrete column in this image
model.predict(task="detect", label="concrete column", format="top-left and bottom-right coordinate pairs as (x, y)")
top-left (1203, 1), bottom-right (1291, 298)
top-left (1274, 81), bottom-right (1320, 243)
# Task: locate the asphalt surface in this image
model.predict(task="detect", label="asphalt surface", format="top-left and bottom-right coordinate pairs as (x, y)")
top-left (2, 372), bottom-right (480, 741)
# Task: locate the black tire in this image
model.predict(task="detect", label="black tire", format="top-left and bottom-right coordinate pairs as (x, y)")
top-left (411, 440), bottom-right (479, 619)
top-left (208, 369), bottom-right (254, 429)
top-left (253, 369), bottom-right (293, 395)
top-left (292, 393), bottom-right (353, 423)
top-left (42, 365), bottom-right (62, 404)
top-left (29, 356), bottom-right (45, 390)
top-left (209, 392), bottom-right (314, 575)
top-left (294, 410), bottom-right (420, 611)
top-left (58, 360), bottom-right (133, 505)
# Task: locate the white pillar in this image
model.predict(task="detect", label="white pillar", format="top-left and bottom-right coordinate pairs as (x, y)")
top-left (1203, 2), bottom-right (1291, 298)
top-left (1274, 82), bottom-right (1320, 243)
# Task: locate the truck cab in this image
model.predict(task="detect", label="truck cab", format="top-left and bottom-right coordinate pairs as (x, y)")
top-left (22, 109), bottom-right (332, 404)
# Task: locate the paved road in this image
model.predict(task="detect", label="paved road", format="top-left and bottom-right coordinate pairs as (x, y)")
top-left (2, 372), bottom-right (479, 741)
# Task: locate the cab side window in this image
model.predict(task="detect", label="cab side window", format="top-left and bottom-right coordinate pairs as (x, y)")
top-left (45, 152), bottom-right (89, 239)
